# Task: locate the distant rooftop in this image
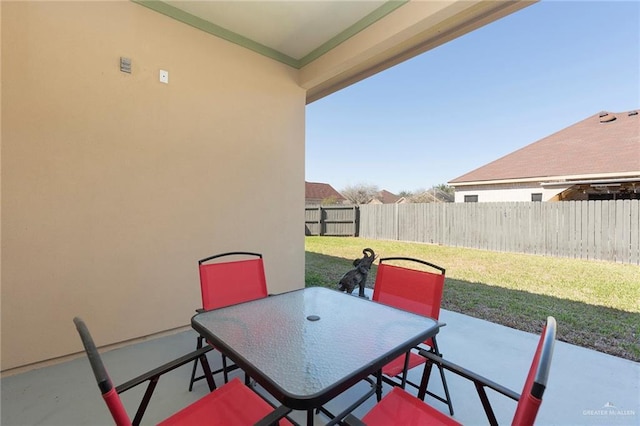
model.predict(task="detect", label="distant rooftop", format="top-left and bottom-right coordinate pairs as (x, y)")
top-left (449, 110), bottom-right (640, 184)
top-left (372, 190), bottom-right (402, 204)
top-left (305, 181), bottom-right (345, 202)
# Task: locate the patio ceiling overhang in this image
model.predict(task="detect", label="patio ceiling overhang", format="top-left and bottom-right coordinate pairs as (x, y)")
top-left (133, 0), bottom-right (537, 103)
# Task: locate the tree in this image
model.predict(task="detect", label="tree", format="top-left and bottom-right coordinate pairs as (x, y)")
top-left (321, 196), bottom-right (340, 205)
top-left (434, 183), bottom-right (454, 197)
top-left (405, 184), bottom-right (454, 203)
top-left (341, 183), bottom-right (379, 204)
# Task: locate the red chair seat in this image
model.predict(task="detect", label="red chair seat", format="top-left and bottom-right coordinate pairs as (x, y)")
top-left (160, 378), bottom-right (292, 426)
top-left (381, 352), bottom-right (426, 378)
top-left (362, 387), bottom-right (461, 426)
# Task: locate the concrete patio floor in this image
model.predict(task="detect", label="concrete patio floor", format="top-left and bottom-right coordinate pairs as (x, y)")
top-left (2, 307), bottom-right (639, 425)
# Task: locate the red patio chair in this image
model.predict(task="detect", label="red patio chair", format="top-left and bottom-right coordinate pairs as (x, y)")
top-left (188, 252), bottom-right (268, 391)
top-left (372, 257), bottom-right (454, 415)
top-left (345, 316), bottom-right (557, 426)
top-left (73, 317), bottom-right (293, 426)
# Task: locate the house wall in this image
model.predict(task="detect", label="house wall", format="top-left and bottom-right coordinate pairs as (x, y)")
top-left (1, 1), bottom-right (305, 371)
top-left (454, 183), bottom-right (566, 202)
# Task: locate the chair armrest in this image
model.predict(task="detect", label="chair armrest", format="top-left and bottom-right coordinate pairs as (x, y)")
top-left (342, 414), bottom-right (367, 426)
top-left (419, 348), bottom-right (520, 426)
top-left (115, 345), bottom-right (213, 393)
top-left (418, 349), bottom-right (519, 401)
top-left (253, 404), bottom-right (295, 426)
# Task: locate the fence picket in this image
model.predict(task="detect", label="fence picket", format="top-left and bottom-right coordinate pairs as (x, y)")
top-left (631, 200), bottom-right (640, 264)
top-left (354, 200), bottom-right (639, 265)
top-left (308, 201), bottom-right (639, 264)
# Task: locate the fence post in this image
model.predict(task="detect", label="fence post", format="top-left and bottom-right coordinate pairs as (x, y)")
top-left (353, 205), bottom-right (358, 237)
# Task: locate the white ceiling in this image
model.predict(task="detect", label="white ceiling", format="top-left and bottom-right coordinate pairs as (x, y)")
top-left (164, 1), bottom-right (389, 61)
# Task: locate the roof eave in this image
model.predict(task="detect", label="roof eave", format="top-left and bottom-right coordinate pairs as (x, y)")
top-left (449, 171), bottom-right (640, 187)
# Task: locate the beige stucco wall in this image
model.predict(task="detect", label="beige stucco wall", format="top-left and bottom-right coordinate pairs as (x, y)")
top-left (1, 1), bottom-right (305, 371)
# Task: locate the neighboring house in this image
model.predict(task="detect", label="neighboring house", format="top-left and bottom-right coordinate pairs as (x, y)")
top-left (305, 181), bottom-right (346, 205)
top-left (449, 110), bottom-right (640, 202)
top-left (368, 190), bottom-right (406, 204)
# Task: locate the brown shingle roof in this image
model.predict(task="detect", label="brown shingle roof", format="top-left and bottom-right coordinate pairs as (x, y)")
top-left (449, 110), bottom-right (640, 183)
top-left (305, 181), bottom-right (345, 201)
top-left (374, 190), bottom-right (401, 204)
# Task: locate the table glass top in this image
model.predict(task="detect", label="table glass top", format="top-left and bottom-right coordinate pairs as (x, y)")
top-left (192, 287), bottom-right (439, 399)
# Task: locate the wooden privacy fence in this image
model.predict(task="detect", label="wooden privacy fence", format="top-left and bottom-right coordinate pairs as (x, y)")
top-left (358, 200), bottom-right (640, 265)
top-left (305, 205), bottom-right (359, 236)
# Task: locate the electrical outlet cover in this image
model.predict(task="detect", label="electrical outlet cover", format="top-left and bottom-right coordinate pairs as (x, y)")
top-left (159, 70), bottom-right (169, 84)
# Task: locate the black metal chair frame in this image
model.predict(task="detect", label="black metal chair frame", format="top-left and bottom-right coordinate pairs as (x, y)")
top-left (377, 336), bottom-right (453, 412)
top-left (188, 327), bottom-right (241, 390)
top-left (74, 317), bottom-right (215, 426)
top-left (315, 376), bottom-right (377, 426)
top-left (411, 316), bottom-right (556, 426)
top-left (374, 257), bottom-right (454, 416)
top-left (346, 339), bottom-right (553, 426)
top-left (416, 349), bottom-right (521, 426)
top-left (116, 346), bottom-right (216, 426)
top-left (75, 316), bottom-right (298, 426)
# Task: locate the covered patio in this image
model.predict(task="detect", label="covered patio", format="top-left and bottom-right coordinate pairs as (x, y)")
top-left (2, 306), bottom-right (638, 425)
top-left (5, 1), bottom-right (638, 424)
top-left (2, 0), bottom-right (534, 377)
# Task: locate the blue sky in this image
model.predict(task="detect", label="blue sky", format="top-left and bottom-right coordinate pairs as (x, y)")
top-left (305, 0), bottom-right (640, 194)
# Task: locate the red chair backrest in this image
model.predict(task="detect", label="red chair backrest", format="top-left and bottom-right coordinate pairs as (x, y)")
top-left (373, 258), bottom-right (445, 346)
top-left (511, 317), bottom-right (556, 426)
top-left (73, 317), bottom-right (132, 426)
top-left (199, 253), bottom-right (268, 311)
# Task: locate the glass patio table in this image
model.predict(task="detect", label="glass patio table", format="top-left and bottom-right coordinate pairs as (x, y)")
top-left (191, 286), bottom-right (442, 425)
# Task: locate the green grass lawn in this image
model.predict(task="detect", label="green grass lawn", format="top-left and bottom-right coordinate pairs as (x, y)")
top-left (305, 236), bottom-right (640, 361)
